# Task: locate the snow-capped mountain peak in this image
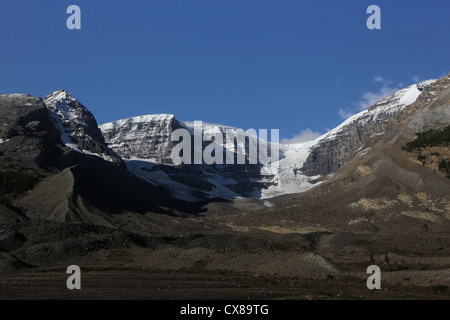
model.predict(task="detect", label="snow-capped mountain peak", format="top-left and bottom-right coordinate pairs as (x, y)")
top-left (314, 80), bottom-right (438, 145)
top-left (100, 113), bottom-right (188, 163)
top-left (44, 90), bottom-right (123, 165)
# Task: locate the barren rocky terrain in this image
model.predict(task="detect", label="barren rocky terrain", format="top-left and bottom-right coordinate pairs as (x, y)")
top-left (0, 208), bottom-right (449, 299)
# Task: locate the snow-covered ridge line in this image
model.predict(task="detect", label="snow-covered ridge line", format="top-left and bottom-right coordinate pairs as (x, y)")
top-left (44, 90), bottom-right (81, 148)
top-left (99, 113), bottom-right (177, 131)
top-left (259, 79), bottom-right (437, 198)
top-left (310, 79), bottom-right (437, 145)
top-left (183, 121), bottom-right (236, 130)
top-left (44, 89), bottom-right (123, 165)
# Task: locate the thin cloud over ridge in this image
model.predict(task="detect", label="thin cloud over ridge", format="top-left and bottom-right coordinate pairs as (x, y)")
top-left (281, 128), bottom-right (322, 144)
top-left (338, 76), bottom-right (402, 120)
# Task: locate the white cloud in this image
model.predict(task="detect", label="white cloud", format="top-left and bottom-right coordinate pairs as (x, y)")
top-left (358, 77), bottom-right (400, 109)
top-left (412, 75), bottom-right (421, 83)
top-left (338, 108), bottom-right (356, 119)
top-left (281, 128), bottom-right (322, 144)
top-left (338, 76), bottom-right (403, 120)
top-left (374, 76), bottom-right (387, 83)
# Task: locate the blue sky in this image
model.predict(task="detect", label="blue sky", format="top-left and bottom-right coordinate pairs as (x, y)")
top-left (0, 0), bottom-right (449, 142)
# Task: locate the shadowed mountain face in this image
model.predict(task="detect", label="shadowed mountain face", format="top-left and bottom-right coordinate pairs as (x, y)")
top-left (0, 93), bottom-right (204, 227)
top-left (14, 152), bottom-right (206, 222)
top-left (0, 94), bottom-right (63, 169)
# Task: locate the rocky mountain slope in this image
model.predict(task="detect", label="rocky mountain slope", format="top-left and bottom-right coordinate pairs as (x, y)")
top-left (220, 74), bottom-right (450, 235)
top-left (100, 117), bottom-right (272, 200)
top-left (300, 80), bottom-right (437, 177)
top-left (99, 79), bottom-right (442, 201)
top-left (0, 93), bottom-right (203, 228)
top-left (0, 94), bottom-right (63, 169)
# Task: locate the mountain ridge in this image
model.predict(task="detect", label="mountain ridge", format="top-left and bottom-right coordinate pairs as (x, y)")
top-left (96, 78), bottom-right (443, 200)
top-left (1, 73), bottom-right (449, 300)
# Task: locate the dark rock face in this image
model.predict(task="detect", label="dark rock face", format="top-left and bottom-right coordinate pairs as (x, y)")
top-left (0, 94), bottom-right (63, 169)
top-left (300, 120), bottom-right (386, 177)
top-left (0, 93), bottom-right (204, 222)
top-left (44, 90), bottom-right (124, 167)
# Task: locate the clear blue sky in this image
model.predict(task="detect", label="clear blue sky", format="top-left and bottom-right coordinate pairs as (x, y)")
top-left (1, 0), bottom-right (449, 141)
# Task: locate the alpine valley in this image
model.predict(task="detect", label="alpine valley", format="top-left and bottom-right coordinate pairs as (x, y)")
top-left (0, 73), bottom-right (449, 299)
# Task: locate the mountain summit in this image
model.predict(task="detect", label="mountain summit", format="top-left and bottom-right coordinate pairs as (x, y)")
top-left (44, 90), bottom-right (124, 167)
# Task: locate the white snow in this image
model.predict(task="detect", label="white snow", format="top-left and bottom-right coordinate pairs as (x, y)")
top-left (44, 90), bottom-right (119, 163)
top-left (45, 90), bottom-right (84, 125)
top-left (125, 158), bottom-right (241, 200)
top-left (44, 90), bottom-right (84, 152)
top-left (99, 114), bottom-right (176, 131)
top-left (204, 173), bottom-right (240, 199)
top-left (125, 159), bottom-right (202, 201)
top-left (260, 141), bottom-right (323, 199)
top-left (263, 200), bottom-right (276, 208)
top-left (0, 94), bottom-right (31, 98)
top-left (81, 149), bottom-right (115, 162)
